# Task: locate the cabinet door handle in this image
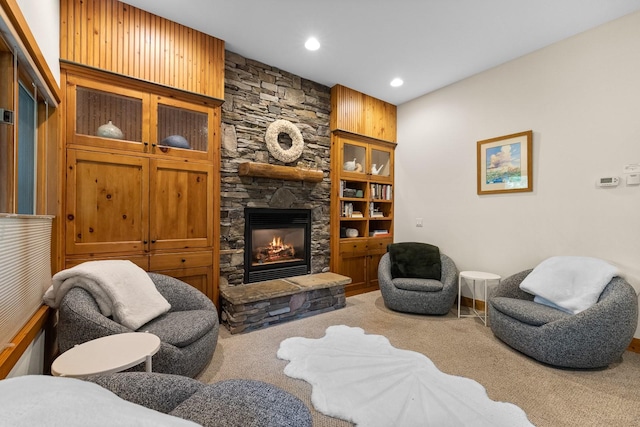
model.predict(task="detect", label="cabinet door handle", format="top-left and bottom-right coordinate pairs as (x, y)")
top-left (181, 258), bottom-right (186, 263)
top-left (151, 239), bottom-right (156, 244)
top-left (151, 143), bottom-right (157, 147)
top-left (143, 142), bottom-right (149, 146)
top-left (143, 240), bottom-right (148, 244)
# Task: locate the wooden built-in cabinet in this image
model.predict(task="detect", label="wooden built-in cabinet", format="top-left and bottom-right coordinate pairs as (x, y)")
top-left (330, 85), bottom-right (397, 296)
top-left (62, 65), bottom-right (221, 304)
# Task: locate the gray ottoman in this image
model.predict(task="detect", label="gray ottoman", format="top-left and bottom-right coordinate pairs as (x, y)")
top-left (89, 372), bottom-right (312, 427)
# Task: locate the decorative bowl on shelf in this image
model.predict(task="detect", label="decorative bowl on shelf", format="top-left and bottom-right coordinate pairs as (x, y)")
top-left (346, 228), bottom-right (359, 238)
top-left (160, 135), bottom-right (191, 149)
top-left (96, 120), bottom-right (124, 139)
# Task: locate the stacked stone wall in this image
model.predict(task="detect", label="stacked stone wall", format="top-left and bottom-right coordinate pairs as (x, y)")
top-left (221, 51), bottom-right (332, 285)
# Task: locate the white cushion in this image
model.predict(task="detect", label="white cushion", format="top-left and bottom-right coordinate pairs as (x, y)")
top-left (519, 256), bottom-right (618, 314)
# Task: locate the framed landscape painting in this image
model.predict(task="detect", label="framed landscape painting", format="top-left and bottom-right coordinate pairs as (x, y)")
top-left (477, 130), bottom-right (533, 195)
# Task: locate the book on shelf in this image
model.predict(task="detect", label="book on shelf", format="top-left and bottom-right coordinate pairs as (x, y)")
top-left (371, 211), bottom-right (384, 217)
top-left (351, 211), bottom-right (363, 218)
top-left (370, 183), bottom-right (393, 200)
top-left (370, 229), bottom-right (390, 237)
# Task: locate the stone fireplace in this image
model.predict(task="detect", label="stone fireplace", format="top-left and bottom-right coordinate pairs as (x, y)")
top-left (244, 208), bottom-right (311, 283)
top-left (218, 51), bottom-right (345, 334)
top-left (220, 51), bottom-right (332, 286)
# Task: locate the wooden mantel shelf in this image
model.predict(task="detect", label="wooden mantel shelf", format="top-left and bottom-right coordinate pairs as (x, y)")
top-left (238, 162), bottom-right (324, 182)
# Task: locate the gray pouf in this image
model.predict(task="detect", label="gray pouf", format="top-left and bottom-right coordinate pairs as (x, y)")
top-left (89, 372), bottom-right (312, 427)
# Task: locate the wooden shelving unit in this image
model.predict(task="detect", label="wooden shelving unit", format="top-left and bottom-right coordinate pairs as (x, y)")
top-left (330, 85), bottom-right (397, 296)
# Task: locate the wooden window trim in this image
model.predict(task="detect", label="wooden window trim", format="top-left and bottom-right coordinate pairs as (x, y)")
top-left (0, 0), bottom-right (61, 104)
top-left (0, 305), bottom-right (50, 379)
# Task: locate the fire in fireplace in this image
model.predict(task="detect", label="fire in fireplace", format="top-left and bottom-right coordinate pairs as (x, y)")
top-left (252, 232), bottom-right (302, 265)
top-left (244, 208), bottom-right (311, 283)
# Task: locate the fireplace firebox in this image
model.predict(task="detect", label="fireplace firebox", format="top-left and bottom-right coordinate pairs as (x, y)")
top-left (244, 208), bottom-right (311, 283)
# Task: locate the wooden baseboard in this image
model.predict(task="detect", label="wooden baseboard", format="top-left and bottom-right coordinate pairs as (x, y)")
top-left (459, 297), bottom-right (640, 354)
top-left (459, 295), bottom-right (487, 312)
top-left (627, 337), bottom-right (640, 354)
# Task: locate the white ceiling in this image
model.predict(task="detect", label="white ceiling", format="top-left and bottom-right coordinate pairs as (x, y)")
top-left (123, 1), bottom-right (640, 105)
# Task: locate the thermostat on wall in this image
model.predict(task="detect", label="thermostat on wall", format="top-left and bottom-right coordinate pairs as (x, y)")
top-left (596, 176), bottom-right (619, 187)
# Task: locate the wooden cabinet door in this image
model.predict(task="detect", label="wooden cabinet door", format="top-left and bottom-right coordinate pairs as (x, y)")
top-left (154, 266), bottom-right (215, 305)
top-left (149, 96), bottom-right (215, 161)
top-left (368, 143), bottom-right (394, 183)
top-left (339, 253), bottom-right (367, 295)
top-left (338, 241), bottom-right (368, 294)
top-left (337, 136), bottom-right (368, 180)
top-left (149, 160), bottom-right (214, 251)
top-left (66, 150), bottom-right (149, 255)
top-left (366, 237), bottom-right (391, 289)
top-left (66, 74), bottom-right (150, 153)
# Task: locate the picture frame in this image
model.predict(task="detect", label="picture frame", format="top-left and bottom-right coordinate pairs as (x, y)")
top-left (477, 130), bottom-right (533, 195)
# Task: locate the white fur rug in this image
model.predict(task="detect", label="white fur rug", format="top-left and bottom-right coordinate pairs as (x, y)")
top-left (277, 325), bottom-right (533, 427)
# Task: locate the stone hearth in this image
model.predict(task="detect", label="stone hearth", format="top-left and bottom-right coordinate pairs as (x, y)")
top-left (220, 272), bottom-right (351, 334)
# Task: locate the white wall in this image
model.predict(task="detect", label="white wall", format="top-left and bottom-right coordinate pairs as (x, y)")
top-left (15, 0), bottom-right (60, 85)
top-left (396, 11), bottom-right (640, 338)
top-left (7, 331), bottom-right (45, 377)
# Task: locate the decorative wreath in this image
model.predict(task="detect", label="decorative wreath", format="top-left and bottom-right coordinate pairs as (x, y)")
top-left (265, 119), bottom-right (304, 163)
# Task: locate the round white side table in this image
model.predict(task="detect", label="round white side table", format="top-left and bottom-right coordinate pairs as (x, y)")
top-left (458, 271), bottom-right (501, 326)
top-left (51, 332), bottom-right (161, 378)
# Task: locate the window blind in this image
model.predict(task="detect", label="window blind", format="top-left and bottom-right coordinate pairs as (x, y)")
top-left (0, 214), bottom-right (53, 351)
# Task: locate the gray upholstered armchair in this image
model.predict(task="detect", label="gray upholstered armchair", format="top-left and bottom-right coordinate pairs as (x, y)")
top-left (58, 273), bottom-right (219, 378)
top-left (378, 248), bottom-right (459, 315)
top-left (88, 372), bottom-right (312, 427)
top-left (489, 269), bottom-right (638, 368)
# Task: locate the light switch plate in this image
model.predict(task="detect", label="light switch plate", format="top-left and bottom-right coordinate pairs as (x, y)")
top-left (626, 174), bottom-right (640, 185)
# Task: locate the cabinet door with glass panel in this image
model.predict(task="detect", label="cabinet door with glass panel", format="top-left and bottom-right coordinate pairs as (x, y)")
top-left (66, 74), bottom-right (150, 154)
top-left (338, 135), bottom-right (394, 183)
top-left (368, 144), bottom-right (393, 184)
top-left (150, 95), bottom-right (215, 161)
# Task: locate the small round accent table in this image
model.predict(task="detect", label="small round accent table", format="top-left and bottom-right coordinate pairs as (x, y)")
top-left (52, 332), bottom-right (161, 378)
top-left (458, 271), bottom-right (501, 326)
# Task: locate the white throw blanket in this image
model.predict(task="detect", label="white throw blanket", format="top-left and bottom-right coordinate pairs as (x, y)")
top-left (278, 325), bottom-right (533, 427)
top-left (44, 260), bottom-right (170, 330)
top-left (0, 376), bottom-right (199, 427)
top-left (519, 256), bottom-right (618, 314)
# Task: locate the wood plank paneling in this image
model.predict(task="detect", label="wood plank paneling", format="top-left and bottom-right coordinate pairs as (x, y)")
top-left (60, 0), bottom-right (224, 99)
top-left (331, 84), bottom-right (397, 143)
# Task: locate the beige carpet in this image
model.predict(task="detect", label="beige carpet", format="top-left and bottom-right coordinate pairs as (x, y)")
top-left (198, 291), bottom-right (640, 426)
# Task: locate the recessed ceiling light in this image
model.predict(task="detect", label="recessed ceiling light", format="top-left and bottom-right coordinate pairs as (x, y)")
top-left (305, 37), bottom-right (320, 51)
top-left (390, 78), bottom-right (404, 87)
